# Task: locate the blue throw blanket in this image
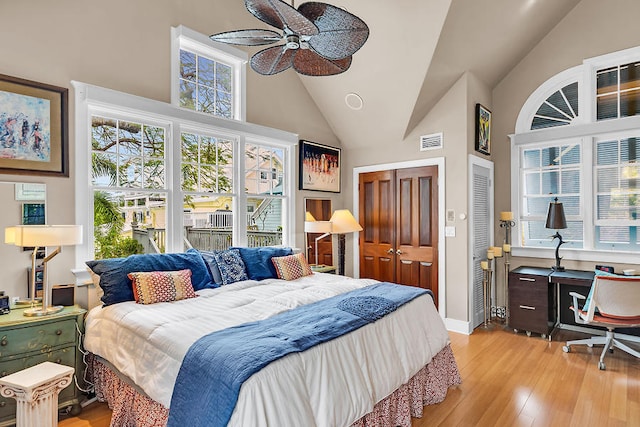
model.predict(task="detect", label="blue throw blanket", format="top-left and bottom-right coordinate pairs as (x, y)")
top-left (167, 283), bottom-right (429, 427)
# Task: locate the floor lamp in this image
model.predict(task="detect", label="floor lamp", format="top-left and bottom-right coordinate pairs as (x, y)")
top-left (5, 225), bottom-right (82, 317)
top-left (329, 209), bottom-right (363, 276)
top-left (304, 219), bottom-right (332, 266)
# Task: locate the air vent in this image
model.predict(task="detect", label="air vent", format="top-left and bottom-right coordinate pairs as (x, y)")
top-left (420, 132), bottom-right (443, 151)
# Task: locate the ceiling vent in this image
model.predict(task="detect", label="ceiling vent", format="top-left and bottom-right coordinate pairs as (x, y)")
top-left (420, 132), bottom-right (443, 151)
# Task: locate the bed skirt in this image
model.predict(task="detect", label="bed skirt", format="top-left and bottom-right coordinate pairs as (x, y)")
top-left (90, 344), bottom-right (461, 427)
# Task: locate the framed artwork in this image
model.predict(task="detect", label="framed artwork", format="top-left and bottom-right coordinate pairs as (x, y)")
top-left (299, 140), bottom-right (341, 193)
top-left (0, 74), bottom-right (69, 176)
top-left (475, 103), bottom-right (491, 156)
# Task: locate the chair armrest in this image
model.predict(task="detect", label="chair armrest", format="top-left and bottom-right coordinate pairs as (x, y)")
top-left (569, 292), bottom-right (587, 324)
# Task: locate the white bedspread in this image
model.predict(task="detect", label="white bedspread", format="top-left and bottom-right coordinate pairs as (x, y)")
top-left (84, 273), bottom-right (450, 426)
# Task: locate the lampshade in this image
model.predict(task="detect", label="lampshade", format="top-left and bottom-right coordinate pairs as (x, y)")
top-left (5, 225), bottom-right (83, 247)
top-left (305, 211), bottom-right (317, 222)
top-left (304, 220), bottom-right (332, 234)
top-left (330, 209), bottom-right (363, 234)
top-left (545, 198), bottom-right (567, 230)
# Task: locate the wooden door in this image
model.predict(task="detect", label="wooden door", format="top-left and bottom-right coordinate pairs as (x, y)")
top-left (359, 166), bottom-right (439, 307)
top-left (359, 170), bottom-right (395, 282)
top-left (395, 166), bottom-right (438, 304)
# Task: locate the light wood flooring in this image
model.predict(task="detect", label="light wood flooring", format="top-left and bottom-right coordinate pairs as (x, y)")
top-left (59, 327), bottom-right (640, 427)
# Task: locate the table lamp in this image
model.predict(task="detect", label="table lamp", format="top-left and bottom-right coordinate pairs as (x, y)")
top-left (330, 209), bottom-right (363, 276)
top-left (545, 198), bottom-right (567, 271)
top-left (4, 225), bottom-right (82, 316)
top-left (304, 219), bottom-right (332, 266)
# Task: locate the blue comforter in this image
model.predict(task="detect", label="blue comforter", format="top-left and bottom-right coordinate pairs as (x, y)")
top-left (167, 282), bottom-right (429, 427)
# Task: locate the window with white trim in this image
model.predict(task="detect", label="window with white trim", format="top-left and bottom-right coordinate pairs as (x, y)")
top-left (75, 28), bottom-right (295, 261)
top-left (512, 46), bottom-right (640, 260)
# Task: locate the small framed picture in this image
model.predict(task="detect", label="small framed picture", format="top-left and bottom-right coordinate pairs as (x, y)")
top-left (475, 103), bottom-right (491, 156)
top-left (299, 140), bottom-right (341, 193)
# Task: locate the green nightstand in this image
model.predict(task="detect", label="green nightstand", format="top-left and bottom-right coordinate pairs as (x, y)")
top-left (0, 305), bottom-right (86, 425)
top-left (311, 265), bottom-right (337, 274)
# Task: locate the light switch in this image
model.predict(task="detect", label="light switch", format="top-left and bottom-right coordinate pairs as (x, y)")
top-left (445, 226), bottom-right (456, 237)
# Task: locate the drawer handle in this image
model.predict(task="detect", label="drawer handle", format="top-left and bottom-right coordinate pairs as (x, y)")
top-left (519, 305), bottom-right (536, 310)
top-left (0, 338), bottom-right (7, 346)
top-left (55, 358), bottom-right (62, 364)
top-left (0, 401), bottom-right (5, 407)
top-left (518, 277), bottom-right (536, 282)
top-left (55, 329), bottom-right (63, 336)
top-left (420, 262), bottom-right (433, 267)
top-left (401, 260), bottom-right (412, 265)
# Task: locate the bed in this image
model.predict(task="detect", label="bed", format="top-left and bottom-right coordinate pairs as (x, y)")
top-left (83, 248), bottom-right (460, 426)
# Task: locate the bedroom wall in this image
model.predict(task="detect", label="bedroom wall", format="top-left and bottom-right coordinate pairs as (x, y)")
top-left (0, 0), bottom-right (340, 301)
top-left (343, 71), bottom-right (492, 326)
top-left (492, 0), bottom-right (640, 275)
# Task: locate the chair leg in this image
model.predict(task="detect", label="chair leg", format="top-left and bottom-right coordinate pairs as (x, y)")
top-left (598, 332), bottom-right (615, 369)
top-left (612, 338), bottom-right (640, 359)
top-left (565, 336), bottom-right (607, 348)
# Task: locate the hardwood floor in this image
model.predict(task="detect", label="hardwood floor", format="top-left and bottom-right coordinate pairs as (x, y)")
top-left (59, 327), bottom-right (640, 427)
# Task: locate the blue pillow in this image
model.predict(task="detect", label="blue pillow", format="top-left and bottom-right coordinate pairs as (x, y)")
top-left (199, 250), bottom-right (223, 287)
top-left (213, 249), bottom-right (248, 285)
top-left (86, 248), bottom-right (213, 306)
top-left (583, 269), bottom-right (624, 312)
top-left (231, 246), bottom-right (293, 280)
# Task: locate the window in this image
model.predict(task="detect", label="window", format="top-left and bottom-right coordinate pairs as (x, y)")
top-left (512, 46), bottom-right (640, 262)
top-left (74, 28), bottom-right (295, 262)
top-left (172, 25), bottom-right (246, 121)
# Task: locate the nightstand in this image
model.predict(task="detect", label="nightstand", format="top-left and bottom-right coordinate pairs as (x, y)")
top-left (508, 267), bottom-right (554, 340)
top-left (310, 265), bottom-right (337, 274)
top-left (0, 305), bottom-right (86, 425)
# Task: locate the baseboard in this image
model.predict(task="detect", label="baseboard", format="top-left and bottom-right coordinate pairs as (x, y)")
top-left (445, 318), bottom-right (472, 335)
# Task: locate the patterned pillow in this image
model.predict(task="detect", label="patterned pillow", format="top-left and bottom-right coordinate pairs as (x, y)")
top-left (271, 253), bottom-right (313, 281)
top-left (213, 249), bottom-right (249, 285)
top-left (128, 269), bottom-right (197, 305)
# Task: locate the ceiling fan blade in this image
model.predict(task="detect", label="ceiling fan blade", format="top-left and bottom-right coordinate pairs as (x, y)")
top-left (210, 29), bottom-right (282, 46)
top-left (293, 49), bottom-right (351, 76)
top-left (298, 2), bottom-right (369, 60)
top-left (245, 0), bottom-right (318, 36)
top-left (251, 46), bottom-right (295, 75)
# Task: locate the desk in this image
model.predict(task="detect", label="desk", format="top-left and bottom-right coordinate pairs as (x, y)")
top-left (509, 267), bottom-right (640, 339)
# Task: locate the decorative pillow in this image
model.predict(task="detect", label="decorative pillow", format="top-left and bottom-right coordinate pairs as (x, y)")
top-left (231, 246), bottom-right (293, 280)
top-left (213, 249), bottom-right (248, 285)
top-left (86, 248), bottom-right (214, 306)
top-left (199, 250), bottom-right (224, 287)
top-left (271, 253), bottom-right (313, 281)
top-left (128, 269), bottom-right (197, 305)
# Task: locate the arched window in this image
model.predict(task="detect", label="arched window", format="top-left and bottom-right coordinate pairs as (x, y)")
top-left (511, 46), bottom-right (640, 264)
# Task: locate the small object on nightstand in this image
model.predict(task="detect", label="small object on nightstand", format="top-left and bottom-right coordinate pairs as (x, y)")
top-left (310, 265), bottom-right (337, 274)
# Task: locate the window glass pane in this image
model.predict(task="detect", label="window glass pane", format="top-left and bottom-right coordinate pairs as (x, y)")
top-left (561, 170), bottom-right (580, 193)
top-left (597, 94), bottom-right (618, 120)
top-left (620, 137), bottom-right (640, 162)
top-left (596, 226), bottom-right (631, 244)
top-left (198, 85), bottom-right (216, 114)
top-left (143, 126), bottom-right (165, 158)
top-left (180, 50), bottom-right (196, 81)
top-left (597, 167), bottom-right (618, 192)
top-left (216, 90), bottom-right (232, 118)
top-left (564, 82), bottom-right (579, 118)
top-left (541, 147), bottom-right (560, 166)
top-left (197, 56), bottom-right (215, 87)
top-left (92, 117), bottom-right (118, 153)
top-left (597, 140), bottom-right (618, 165)
top-left (523, 149), bottom-right (540, 169)
top-left (560, 144), bottom-right (580, 164)
top-left (597, 67), bottom-right (617, 95)
top-left (620, 89), bottom-right (640, 118)
top-left (93, 190), bottom-right (167, 259)
top-left (181, 132), bottom-right (234, 193)
top-left (541, 171), bottom-right (559, 194)
top-left (216, 62), bottom-right (232, 92)
top-left (183, 195), bottom-right (234, 251)
top-left (524, 172), bottom-right (540, 195)
top-left (245, 144), bottom-right (285, 196)
top-left (179, 80), bottom-right (196, 110)
top-left (246, 197), bottom-right (283, 247)
top-left (620, 62), bottom-right (640, 89)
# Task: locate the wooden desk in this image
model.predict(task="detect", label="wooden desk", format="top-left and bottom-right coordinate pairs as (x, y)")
top-left (509, 267), bottom-right (640, 339)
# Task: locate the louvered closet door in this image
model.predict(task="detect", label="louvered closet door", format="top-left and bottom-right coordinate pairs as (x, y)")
top-left (359, 170), bottom-right (395, 283)
top-left (472, 163), bottom-right (491, 328)
top-left (395, 166), bottom-right (438, 303)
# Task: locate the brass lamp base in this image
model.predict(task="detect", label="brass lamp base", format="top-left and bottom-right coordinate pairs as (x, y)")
top-left (23, 305), bottom-right (64, 317)
top-left (13, 298), bottom-right (42, 307)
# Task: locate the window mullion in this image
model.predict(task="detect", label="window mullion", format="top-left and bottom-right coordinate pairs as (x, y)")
top-left (235, 136), bottom-right (247, 247)
top-left (583, 136), bottom-right (595, 250)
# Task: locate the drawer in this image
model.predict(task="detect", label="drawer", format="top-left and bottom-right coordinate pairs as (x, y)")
top-left (0, 345), bottom-right (76, 420)
top-left (509, 273), bottom-right (551, 335)
top-left (0, 318), bottom-right (76, 358)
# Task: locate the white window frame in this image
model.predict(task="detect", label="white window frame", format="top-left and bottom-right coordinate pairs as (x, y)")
top-left (171, 25), bottom-right (247, 121)
top-left (510, 45), bottom-right (640, 264)
top-left (73, 81), bottom-right (297, 268)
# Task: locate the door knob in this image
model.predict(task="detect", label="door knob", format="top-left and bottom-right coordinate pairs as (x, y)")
top-left (387, 248), bottom-right (395, 254)
top-left (396, 249), bottom-right (403, 255)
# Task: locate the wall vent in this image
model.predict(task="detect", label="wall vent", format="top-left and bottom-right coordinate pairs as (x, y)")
top-left (420, 132), bottom-right (443, 151)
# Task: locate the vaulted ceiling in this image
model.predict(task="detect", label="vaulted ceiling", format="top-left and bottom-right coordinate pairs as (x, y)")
top-left (233, 0), bottom-right (582, 149)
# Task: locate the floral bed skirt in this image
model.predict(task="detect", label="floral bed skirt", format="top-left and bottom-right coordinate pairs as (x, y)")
top-left (91, 344), bottom-right (461, 427)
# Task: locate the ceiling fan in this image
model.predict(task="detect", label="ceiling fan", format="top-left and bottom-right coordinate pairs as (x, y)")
top-left (210, 0), bottom-right (369, 76)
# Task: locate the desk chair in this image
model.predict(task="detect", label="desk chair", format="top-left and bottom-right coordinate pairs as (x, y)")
top-left (562, 275), bottom-right (640, 370)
